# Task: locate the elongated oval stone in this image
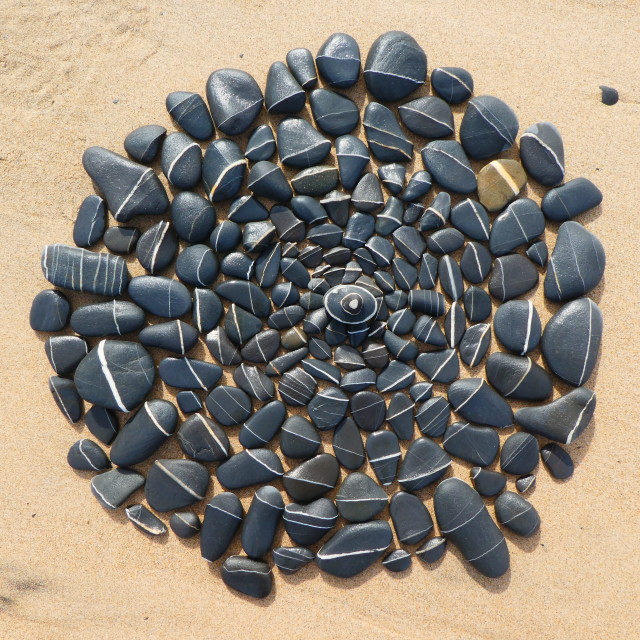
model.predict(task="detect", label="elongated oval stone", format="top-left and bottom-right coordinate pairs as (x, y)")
top-left (460, 242), bottom-right (492, 284)
top-left (477, 159), bottom-right (527, 212)
top-left (265, 61), bottom-right (305, 114)
top-left (459, 323), bottom-right (492, 367)
top-left (495, 492), bottom-right (540, 537)
top-left (431, 66), bottom-right (474, 104)
top-left (215, 279), bottom-right (270, 317)
top-left (82, 146), bottom-right (169, 222)
top-left (490, 198), bottom-right (545, 256)
top-left (124, 124), bottom-right (167, 163)
top-left (284, 498), bottom-right (339, 546)
top-left (200, 492), bottom-right (243, 562)
top-left (336, 135), bottom-right (370, 190)
top-left (178, 413), bottom-right (230, 462)
top-left (486, 353), bottom-right (552, 401)
top-left (443, 422), bottom-right (500, 466)
top-left (336, 472), bottom-right (388, 522)
top-left (129, 276), bottom-right (191, 318)
top-left (125, 504), bottom-right (167, 536)
top-left (242, 486), bottom-right (284, 559)
top-left (283, 453), bottom-right (340, 502)
top-left (520, 121), bottom-right (565, 186)
top-left (70, 300), bottom-right (145, 337)
top-left (448, 378), bottom-right (514, 428)
top-left (363, 102), bottom-right (413, 162)
top-left (541, 177), bottom-right (603, 222)
top-left (544, 221), bottom-right (606, 301)
top-left (421, 140), bottom-right (476, 193)
top-left (273, 546), bottom-right (315, 574)
top-left (49, 376), bottom-right (83, 423)
top-left (45, 335), bottom-right (88, 375)
top-left (160, 132), bottom-right (201, 189)
top-left (67, 439), bottom-right (110, 471)
top-left (165, 91), bottom-right (213, 140)
top-left (221, 556), bottom-right (273, 599)
top-left (310, 88), bottom-right (359, 136)
top-left (332, 417), bottom-right (365, 469)
top-left (494, 300), bottom-right (541, 355)
top-left (398, 437), bottom-right (451, 491)
top-left (145, 459), bottom-right (209, 512)
top-left (139, 320), bottom-right (198, 355)
top-left (489, 254), bottom-right (538, 302)
top-left (316, 33), bottom-right (361, 89)
top-left (73, 195), bottom-right (106, 248)
top-left (316, 520), bottom-right (392, 578)
top-left (202, 138), bottom-right (246, 202)
top-left (390, 491), bottom-right (433, 545)
top-left (470, 467), bottom-right (506, 497)
top-left (217, 449), bottom-right (284, 490)
top-left (239, 401), bottom-right (286, 449)
top-left (434, 477), bottom-right (509, 578)
top-left (366, 430), bottom-right (401, 485)
top-left (399, 96), bottom-right (454, 138)
top-left (91, 468), bottom-right (144, 510)
top-left (193, 289), bottom-right (223, 334)
top-left (286, 47), bottom-right (317, 89)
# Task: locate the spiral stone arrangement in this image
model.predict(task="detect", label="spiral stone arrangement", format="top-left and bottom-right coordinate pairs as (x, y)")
top-left (30, 31), bottom-right (605, 599)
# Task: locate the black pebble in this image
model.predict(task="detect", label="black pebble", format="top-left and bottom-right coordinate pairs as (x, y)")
top-left (443, 422), bottom-right (499, 467)
top-left (390, 491), bottom-right (433, 545)
top-left (470, 467), bottom-right (506, 497)
top-left (160, 132), bottom-right (201, 189)
top-left (67, 439), bottom-right (110, 471)
top-left (447, 378), bottom-right (513, 428)
top-left (125, 504), bottom-right (167, 536)
top-left (283, 453), bottom-right (340, 502)
top-left (45, 335), bottom-right (88, 375)
top-left (541, 443), bottom-right (574, 479)
top-left (85, 405), bottom-right (119, 445)
top-left (206, 385), bottom-right (252, 425)
top-left (170, 511), bottom-right (201, 539)
top-left (273, 547), bottom-right (315, 574)
top-left (265, 61), bottom-right (306, 114)
top-left (124, 124), bottom-right (167, 162)
top-left (382, 549), bottom-right (411, 572)
top-left (73, 195), bottom-right (106, 248)
top-left (201, 493), bottom-right (243, 561)
top-left (366, 430), bottom-right (401, 486)
top-left (500, 431), bottom-right (539, 475)
top-left (494, 491), bottom-right (540, 537)
top-left (489, 254), bottom-right (539, 302)
top-left (599, 85), bottom-right (619, 105)
top-left (421, 140), bottom-right (476, 194)
top-left (286, 47), bottom-right (318, 89)
top-left (316, 33), bottom-right (361, 89)
top-left (242, 486), bottom-right (284, 559)
top-left (245, 125), bottom-right (276, 162)
top-left (493, 300), bottom-right (541, 355)
top-left (139, 320), bottom-right (198, 355)
top-left (165, 91), bottom-right (213, 140)
top-left (136, 221), bottom-right (178, 274)
top-left (284, 498), bottom-right (339, 546)
top-left (416, 537), bottom-right (447, 564)
top-left (103, 226), bottom-right (140, 254)
top-left (91, 468), bottom-right (144, 510)
top-left (70, 300), bottom-right (145, 337)
top-left (541, 177), bottom-right (602, 222)
top-left (217, 449), bottom-right (284, 490)
top-left (485, 353), bottom-right (552, 401)
top-left (310, 88), bottom-right (359, 136)
top-left (332, 417), bottom-right (365, 469)
top-left (398, 437), bottom-right (451, 491)
top-left (430, 67), bottom-right (474, 104)
top-left (145, 459), bottom-right (209, 512)
top-left (177, 413), bottom-right (230, 462)
top-left (221, 556), bottom-right (273, 599)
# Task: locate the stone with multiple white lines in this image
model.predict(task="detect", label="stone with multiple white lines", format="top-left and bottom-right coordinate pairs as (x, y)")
top-left (177, 413), bottom-right (230, 463)
top-left (91, 468), bottom-right (145, 510)
top-left (420, 140), bottom-right (477, 194)
top-left (490, 198), bottom-right (545, 256)
top-left (73, 195), bottom-right (107, 248)
top-left (398, 437), bottom-right (451, 491)
top-left (145, 458), bottom-right (209, 512)
top-left (221, 556), bottom-right (273, 599)
top-left (205, 385), bottom-right (252, 426)
top-left (431, 66), bottom-right (474, 104)
top-left (520, 121), bottom-right (565, 186)
top-left (448, 378), bottom-right (514, 428)
top-left (500, 432), bottom-right (539, 475)
top-left (389, 491), bottom-right (433, 545)
top-left (217, 449), bottom-right (284, 490)
top-left (363, 102), bottom-right (413, 163)
top-left (451, 198), bottom-right (490, 242)
top-left (284, 498), bottom-right (339, 546)
top-left (443, 422), bottom-right (500, 467)
top-left (30, 289), bottom-right (70, 332)
top-left (494, 491), bottom-right (540, 537)
top-left (160, 132), bottom-right (202, 189)
top-left (365, 430), bottom-right (401, 486)
top-left (125, 504), bottom-right (167, 536)
top-left (159, 355), bottom-right (222, 390)
top-left (165, 91), bottom-right (213, 140)
top-left (485, 353), bottom-right (553, 401)
top-left (459, 323), bottom-right (492, 367)
top-left (273, 546), bottom-right (315, 574)
top-left (67, 439), bottom-right (110, 471)
top-left (70, 300), bottom-right (145, 337)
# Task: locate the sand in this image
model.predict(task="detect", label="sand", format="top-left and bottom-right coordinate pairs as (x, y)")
top-left (1, 0), bottom-right (639, 638)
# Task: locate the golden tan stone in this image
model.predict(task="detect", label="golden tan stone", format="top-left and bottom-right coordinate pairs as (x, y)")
top-left (477, 159), bottom-right (527, 212)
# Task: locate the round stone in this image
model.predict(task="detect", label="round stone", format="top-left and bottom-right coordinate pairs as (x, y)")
top-left (323, 284), bottom-right (377, 324)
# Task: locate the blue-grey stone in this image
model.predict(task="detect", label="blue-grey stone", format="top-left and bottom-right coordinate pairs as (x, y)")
top-left (166, 91), bottom-right (213, 140)
top-left (430, 67), bottom-right (474, 104)
top-left (73, 195), bottom-right (106, 248)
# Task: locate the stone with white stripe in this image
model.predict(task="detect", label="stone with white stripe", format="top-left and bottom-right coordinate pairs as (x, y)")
top-left (308, 387), bottom-right (349, 430)
top-left (460, 242), bottom-right (492, 285)
top-left (233, 363), bottom-right (275, 402)
top-left (242, 486), bottom-right (285, 559)
top-left (493, 300), bottom-right (542, 355)
top-left (421, 140), bottom-right (476, 194)
top-left (366, 430), bottom-right (401, 485)
top-left (159, 357), bottom-right (222, 391)
top-left (273, 546), bottom-right (315, 574)
top-left (363, 102), bottom-right (413, 163)
top-left (175, 244), bottom-right (219, 287)
top-left (136, 221), bottom-right (178, 274)
top-left (494, 491), bottom-right (540, 537)
top-left (280, 415), bottom-right (321, 459)
top-left (206, 385), bottom-right (252, 426)
top-left (283, 453), bottom-right (340, 502)
top-left (238, 400), bottom-right (286, 449)
top-left (90, 468), bottom-right (144, 510)
top-left (70, 300), bottom-right (145, 337)
top-left (336, 135), bottom-right (370, 191)
top-left (284, 498), bottom-right (339, 546)
top-left (336, 472), bottom-right (388, 522)
top-left (200, 492), bottom-right (244, 561)
top-left (489, 254), bottom-right (539, 302)
top-left (170, 192), bottom-right (216, 244)
top-left (316, 33), bottom-right (361, 89)
top-left (125, 504), bottom-right (167, 536)
top-left (216, 279), bottom-right (271, 317)
top-left (145, 458), bottom-right (209, 512)
top-left (541, 443), bottom-right (574, 479)
top-left (241, 330), bottom-right (280, 364)
top-left (489, 198), bottom-right (545, 256)
top-left (245, 124), bottom-right (276, 162)
top-left (277, 117), bottom-right (331, 168)
top-left (444, 301), bottom-right (466, 348)
top-left (443, 422), bottom-right (500, 466)
top-left (376, 360), bottom-right (415, 392)
top-left (470, 467), bottom-right (506, 497)
top-left (73, 195), bottom-right (106, 248)
top-left (85, 406), bottom-right (119, 445)
top-left (177, 413), bottom-right (230, 462)
top-left (45, 336), bottom-right (88, 375)
top-left (447, 378), bottom-right (514, 428)
top-left (310, 88), bottom-right (359, 136)
top-left (450, 198), bottom-right (490, 242)
top-left (485, 353), bottom-right (552, 401)
top-left (500, 432), bottom-right (539, 475)
top-left (541, 177), bottom-right (603, 222)
top-left (477, 158), bottom-right (527, 212)
top-left (202, 138), bottom-right (246, 202)
top-left (520, 121), bottom-right (565, 186)
top-left (430, 67), bottom-right (474, 104)
top-left (398, 437), bottom-right (451, 491)
top-left (390, 491), bottom-right (433, 545)
top-left (416, 349), bottom-right (460, 384)
top-left (103, 226), bottom-right (139, 254)
top-left (265, 61), bottom-right (306, 114)
top-left (165, 91), bottom-right (213, 140)
top-left (160, 132), bottom-right (201, 189)
top-left (415, 397), bottom-right (451, 437)
top-left (386, 392), bottom-right (415, 440)
top-left (139, 320), bottom-right (198, 355)
top-left (459, 323), bottom-right (492, 367)
top-left (67, 439), bottom-right (110, 471)
top-left (221, 556), bottom-right (273, 599)
top-left (332, 417), bottom-right (365, 469)
top-left (169, 511), bottom-right (201, 539)
top-left (217, 449), bottom-right (284, 490)
top-left (416, 536), bottom-right (447, 564)
top-left (400, 170), bottom-right (432, 202)
top-left (30, 289), bottom-right (70, 332)
top-left (398, 96), bottom-right (454, 138)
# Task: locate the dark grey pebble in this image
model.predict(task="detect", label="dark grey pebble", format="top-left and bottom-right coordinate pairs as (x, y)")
top-left (428, 228), bottom-right (464, 255)
top-left (450, 198), bottom-right (490, 242)
top-left (145, 459), bottom-right (209, 512)
top-left (284, 498), bottom-right (339, 546)
top-left (265, 347), bottom-right (308, 376)
top-left (265, 61), bottom-right (305, 114)
top-left (541, 443), bottom-right (574, 479)
top-left (279, 367), bottom-right (317, 407)
top-left (399, 96), bottom-right (454, 138)
top-left (516, 387), bottom-right (596, 444)
top-left (170, 511), bottom-right (201, 539)
top-left (408, 290), bottom-right (445, 316)
top-left (323, 283), bottom-right (378, 325)
top-left (178, 413), bottom-right (230, 462)
top-left (316, 33), bottom-right (361, 89)
top-left (278, 117), bottom-right (331, 168)
top-left (431, 66), bottom-right (473, 104)
top-left (216, 279), bottom-right (270, 317)
top-left (443, 422), bottom-right (499, 466)
top-left (206, 68), bottom-right (263, 135)
top-left (336, 134), bottom-right (370, 190)
top-left (239, 401), bottom-right (285, 448)
top-left (363, 102), bottom-right (413, 163)
top-left (307, 387), bottom-right (348, 430)
top-left (421, 140), bottom-right (476, 194)
top-left (416, 350), bottom-right (459, 384)
top-left (459, 323), bottom-right (492, 367)
top-left (439, 254), bottom-right (464, 300)
top-left (500, 431), bottom-right (539, 475)
top-left (463, 286), bottom-right (492, 323)
top-left (45, 336), bottom-right (88, 375)
top-left (390, 491), bottom-right (433, 545)
top-left (204, 326), bottom-right (241, 366)
top-left (241, 330), bottom-right (280, 364)
top-left (302, 358), bottom-right (341, 384)
top-left (398, 437), bottom-right (451, 491)
top-left (160, 132), bottom-right (201, 189)
top-left (110, 399), bottom-right (177, 466)
top-left (280, 257), bottom-right (311, 288)
top-left (202, 138), bottom-right (246, 202)
top-left (309, 336), bottom-right (332, 360)
top-left (417, 252), bottom-right (438, 288)
top-left (489, 254), bottom-right (539, 302)
top-left (307, 223), bottom-right (342, 249)
top-left (310, 88), bottom-right (359, 136)
top-left (73, 195), bottom-right (106, 248)
top-left (280, 416), bottom-right (321, 459)
top-left (283, 453), bottom-right (340, 502)
top-left (599, 85), bottom-right (618, 105)
top-left (242, 220), bottom-right (277, 255)
top-left (544, 221), bottom-right (606, 301)
top-left (41, 245), bottom-right (129, 297)
top-left (366, 430), bottom-right (401, 485)
top-left (205, 385), bottom-right (251, 426)
top-left (493, 300), bottom-right (541, 355)
top-left (416, 537), bottom-right (447, 564)
top-left (270, 205), bottom-right (305, 242)
top-left (350, 390), bottom-right (385, 431)
top-left (486, 353), bottom-right (552, 401)
top-left (70, 300), bottom-right (144, 337)
top-left (378, 163), bottom-right (406, 195)
top-left (541, 177), bottom-right (603, 222)
top-left (471, 467), bottom-right (506, 497)
top-left (385, 289), bottom-right (409, 312)
top-left (271, 282), bottom-right (299, 308)
top-left (217, 449), bottom-right (284, 490)
top-left (91, 468), bottom-right (144, 510)
top-left (332, 417), bottom-right (365, 469)
top-left (242, 486), bottom-right (284, 559)
top-left (495, 491), bottom-right (540, 537)
top-left (321, 189), bottom-right (351, 226)
top-left (376, 197), bottom-right (404, 235)
top-left (434, 477), bottom-right (509, 577)
top-left (460, 95), bottom-right (519, 159)
top-left (136, 221), bottom-right (177, 274)
top-left (209, 219), bottom-right (241, 252)
top-left (316, 520), bottom-right (392, 578)
top-left (448, 378), bottom-right (513, 428)
top-left (139, 319), bottom-right (198, 355)
top-left (400, 171), bottom-right (432, 202)
top-left (351, 173), bottom-right (384, 213)
top-left (245, 124), bottom-right (276, 162)
top-left (382, 549), bottom-right (411, 572)
top-left (103, 226), bottom-right (139, 254)
top-left (124, 124), bottom-right (167, 163)
top-left (490, 198), bottom-right (545, 256)
top-left (335, 345), bottom-right (365, 370)
top-left (410, 382), bottom-right (433, 403)
top-left (419, 192), bottom-right (451, 232)
top-left (344, 211), bottom-right (375, 249)
top-left (85, 406), bottom-right (118, 445)
top-left (228, 195), bottom-right (268, 223)
top-left (221, 556), bottom-right (272, 599)
top-left (165, 91), bottom-right (213, 140)
top-left (286, 47), bottom-right (318, 89)
top-left (376, 360), bottom-right (415, 392)
top-left (336, 472), bottom-right (388, 522)
top-left (516, 474), bottom-right (536, 493)
top-left (273, 547), bottom-right (315, 574)
top-left (413, 315), bottom-right (446, 347)
top-left (520, 121), bottom-right (565, 186)
top-left (176, 391), bottom-right (202, 414)
top-left (125, 504), bottom-right (167, 536)
top-left (201, 493), bottom-right (243, 562)
top-left (387, 306), bottom-right (416, 334)
top-left (82, 146), bottom-right (168, 222)
top-left (129, 276), bottom-right (192, 319)
top-left (526, 240), bottom-right (548, 266)
top-left (268, 305), bottom-right (305, 331)
top-left (415, 397), bottom-right (450, 437)
top-left (67, 439), bottom-right (110, 471)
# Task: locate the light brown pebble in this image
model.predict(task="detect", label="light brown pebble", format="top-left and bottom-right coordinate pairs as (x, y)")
top-left (477, 159), bottom-right (527, 212)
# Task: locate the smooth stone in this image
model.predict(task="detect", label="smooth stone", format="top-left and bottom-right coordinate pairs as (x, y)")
top-left (376, 360), bottom-right (415, 392)
top-left (67, 439), bottom-right (110, 471)
top-left (416, 350), bottom-right (459, 384)
top-left (410, 382), bottom-right (433, 403)
top-left (170, 511), bottom-right (201, 539)
top-left (500, 432), bottom-right (539, 475)
top-left (515, 387), bottom-right (596, 444)
top-left (448, 379), bottom-right (513, 428)
top-left (45, 336), bottom-right (88, 375)
top-left (280, 416), bottom-right (321, 459)
top-left (419, 192), bottom-right (451, 232)
top-left (344, 211), bottom-right (375, 248)
top-left (165, 91), bottom-right (213, 140)
top-left (202, 138), bottom-right (246, 202)
top-left (375, 197), bottom-right (404, 236)
top-left (541, 443), bottom-right (574, 479)
top-left (204, 326), bottom-right (241, 366)
top-left (390, 491), bottom-right (433, 545)
top-left (209, 220), bottom-right (241, 253)
top-left (272, 282), bottom-right (299, 308)
top-left (431, 66), bottom-right (474, 104)
top-left (70, 300), bottom-right (144, 337)
top-left (490, 198), bottom-right (545, 256)
top-left (544, 221), bottom-right (606, 301)
top-left (310, 88), bottom-right (359, 136)
top-left (477, 158), bottom-right (527, 212)
top-left (205, 68), bottom-right (263, 135)
top-left (443, 422), bottom-right (500, 466)
top-left (128, 276), bottom-right (191, 319)
top-left (125, 504), bottom-right (167, 536)
top-left (242, 221), bottom-right (277, 256)
top-left (82, 146), bottom-right (168, 222)
top-left (378, 163), bottom-right (406, 195)
top-left (268, 305), bottom-right (305, 330)
top-left (41, 245), bottom-right (129, 296)
top-left (160, 132), bottom-right (201, 189)
top-left (315, 520), bottom-right (392, 578)
top-left (281, 258), bottom-right (311, 288)
top-left (350, 390), bottom-right (385, 431)
top-left (307, 223), bottom-right (342, 248)
top-left (136, 221), bottom-right (177, 274)
top-left (265, 347), bottom-right (308, 376)
top-left (30, 289), bottom-right (70, 332)
top-left (336, 472), bottom-right (388, 522)
top-left (463, 286), bottom-right (492, 323)
top-left (428, 228), bottom-right (464, 255)
top-left (599, 85), bottom-right (618, 105)
top-left (520, 121), bottom-right (565, 186)
top-left (413, 315), bottom-right (447, 347)
top-left (541, 177), bottom-right (603, 222)
top-left (421, 140), bottom-right (476, 194)
top-left (279, 367), bottom-right (317, 407)
top-left (439, 254), bottom-right (464, 301)
top-left (265, 60), bottom-right (305, 114)
top-left (139, 319), bottom-right (198, 355)
top-left (228, 195), bottom-right (268, 223)
top-left (110, 400), bottom-right (177, 466)
top-left (284, 498), bottom-right (338, 546)
top-left (176, 391), bottom-right (202, 413)
top-left (286, 47), bottom-right (318, 89)
top-left (471, 467), bottom-right (506, 497)
top-left (247, 160), bottom-right (293, 202)
top-left (383, 331), bottom-right (418, 362)
top-left (302, 358), bottom-right (341, 385)
top-left (323, 283), bottom-right (377, 325)
top-left (382, 549), bottom-right (411, 572)
top-left (445, 301), bottom-right (466, 348)
top-left (336, 135), bottom-right (370, 190)
top-left (400, 170), bottom-right (432, 202)
top-left (349, 174), bottom-right (383, 214)
top-left (245, 124), bottom-right (276, 162)
top-left (201, 493), bottom-right (243, 562)
top-left (363, 102), bottom-right (413, 163)
top-left (321, 189), bottom-right (351, 226)
top-left (308, 387), bottom-right (349, 430)
top-left (293, 166), bottom-right (340, 199)
top-left (283, 453), bottom-right (340, 502)
top-left (526, 240), bottom-right (548, 266)
top-left (332, 417), bottom-right (365, 469)
top-left (90, 468), bottom-right (144, 510)
top-left (277, 117), bottom-right (331, 168)
top-left (309, 337), bottom-right (332, 360)
top-left (459, 323), bottom-right (492, 367)
top-left (316, 33), bottom-right (361, 88)
top-left (273, 547), bottom-right (315, 574)
top-left (399, 96), bottom-right (454, 138)
top-left (408, 290), bottom-right (445, 316)
top-left (494, 300), bottom-right (541, 355)
top-left (435, 478), bottom-right (509, 577)
top-left (387, 307), bottom-right (416, 334)
top-left (460, 242), bottom-right (492, 285)
top-left (416, 397), bottom-right (451, 437)
top-left (103, 226), bottom-right (139, 254)
top-left (241, 330), bottom-right (280, 363)
top-left (239, 401), bottom-right (285, 449)
top-left (495, 492), bottom-right (540, 537)
top-left (366, 430), bottom-right (401, 486)
top-left (416, 252), bottom-right (437, 288)
top-left (486, 353), bottom-right (552, 401)
top-left (124, 124), bottom-right (167, 162)
top-left (398, 437), bottom-right (451, 491)
top-left (516, 474), bottom-right (536, 493)
top-left (85, 406), bottom-right (119, 445)
top-left (450, 198), bottom-right (490, 242)
top-left (242, 486), bottom-right (284, 559)
top-left (489, 254), bottom-right (539, 302)
top-left (73, 195), bottom-right (106, 248)
top-left (221, 556), bottom-right (272, 599)
top-left (416, 537), bottom-right (447, 564)
top-left (177, 413), bottom-right (230, 462)
top-left (205, 386), bottom-right (252, 425)
top-left (215, 279), bottom-right (270, 317)
top-left (216, 449), bottom-right (284, 490)
top-left (460, 95), bottom-right (519, 159)
top-left (386, 289), bottom-right (409, 312)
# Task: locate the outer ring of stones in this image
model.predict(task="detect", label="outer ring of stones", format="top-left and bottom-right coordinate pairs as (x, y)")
top-left (32, 30), bottom-right (604, 598)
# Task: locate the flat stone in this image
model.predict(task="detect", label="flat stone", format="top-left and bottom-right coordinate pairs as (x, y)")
top-left (399, 96), bottom-right (454, 138)
top-left (494, 492), bottom-right (540, 537)
top-left (221, 556), bottom-right (273, 599)
top-left (139, 319), bottom-right (198, 355)
top-left (302, 358), bottom-right (341, 385)
top-left (500, 431), bottom-right (539, 475)
top-left (308, 387), bottom-right (349, 430)
top-left (247, 160), bottom-right (292, 202)
top-left (265, 61), bottom-right (305, 114)
top-left (415, 397), bottom-right (451, 437)
top-left (344, 212), bottom-right (375, 249)
top-left (268, 305), bottom-right (305, 331)
top-left (336, 135), bottom-right (370, 190)
top-left (272, 282), bottom-right (299, 308)
top-left (136, 221), bottom-right (177, 274)
top-left (279, 368), bottom-right (317, 407)
top-left (463, 286), bottom-right (492, 323)
top-left (428, 228), bottom-right (464, 255)
top-left (447, 378), bottom-right (514, 428)
top-left (434, 477), bottom-right (509, 577)
top-left (419, 192), bottom-right (451, 232)
top-left (416, 537), bottom-right (447, 564)
top-left (310, 88), bottom-right (359, 136)
top-left (382, 549), bottom-right (411, 572)
top-left (241, 330), bottom-right (280, 364)
top-left (421, 140), bottom-right (476, 194)
top-left (84, 406), bottom-right (118, 445)
top-left (82, 146), bottom-right (169, 222)
top-left (486, 353), bottom-right (552, 401)
top-left (175, 244), bottom-right (218, 287)
top-left (315, 520), bottom-right (392, 578)
top-left (516, 475), bottom-right (536, 493)
top-left (165, 91), bottom-right (213, 140)
top-left (160, 132), bottom-right (201, 189)
top-left (125, 504), bottom-right (167, 536)
top-left (416, 350), bottom-right (460, 384)
top-left (67, 439), bottom-right (110, 471)
top-left (413, 315), bottom-right (447, 347)
top-left (398, 437), bottom-right (451, 491)
top-left (283, 453), bottom-right (340, 502)
top-left (459, 323), bottom-right (492, 367)
top-left (241, 221), bottom-right (276, 256)
top-left (45, 336), bottom-right (88, 375)
top-left (128, 275), bottom-right (192, 318)
top-left (215, 279), bottom-right (270, 317)
top-left (202, 138), bottom-right (246, 202)
top-left (336, 472), bottom-right (388, 522)
top-left (73, 195), bottom-right (106, 248)
top-left (170, 511), bottom-right (201, 539)
top-left (273, 547), bottom-right (315, 574)
top-left (205, 385), bottom-right (252, 425)
top-left (470, 467), bottom-right (506, 497)
top-left (350, 391), bottom-right (385, 431)
top-left (526, 240), bottom-right (549, 266)
top-left (541, 177), bottom-right (603, 221)
top-left (280, 415), bottom-right (321, 459)
top-left (124, 124), bottom-right (167, 162)
top-left (515, 387), bottom-right (596, 444)
top-left (265, 347), bottom-right (308, 376)
top-left (351, 173), bottom-right (384, 213)
top-left (277, 117), bottom-right (331, 168)
top-left (489, 254), bottom-right (539, 302)
top-left (70, 300), bottom-right (145, 337)
top-left (321, 190), bottom-right (351, 226)
top-left (363, 102), bottom-right (413, 163)
top-left (599, 85), bottom-right (619, 105)
top-left (286, 47), bottom-right (318, 89)
top-left (378, 164), bottom-right (406, 195)
top-left (178, 413), bottom-right (230, 462)
top-left (431, 66), bottom-right (474, 104)
top-left (176, 391), bottom-right (202, 414)
top-left (365, 430), bottom-right (401, 485)
top-left (209, 220), bottom-right (241, 253)
top-left (494, 300), bottom-right (541, 355)
top-left (201, 493), bottom-right (243, 562)
top-left (103, 226), bottom-right (139, 254)
top-left (544, 221), bottom-right (606, 301)
top-left (450, 198), bottom-right (490, 241)
top-left (284, 498), bottom-right (339, 546)
top-left (477, 159), bottom-right (527, 212)
top-left (91, 468), bottom-right (144, 509)
top-left (400, 170), bottom-right (432, 202)
top-left (332, 417), bottom-right (365, 469)
top-left (281, 257), bottom-right (311, 288)
top-left (216, 449), bottom-right (284, 489)
top-left (316, 33), bottom-right (361, 89)
top-left (490, 198), bottom-right (545, 256)
top-left (204, 327), bottom-right (241, 366)
top-left (376, 360), bottom-right (415, 392)
top-left (390, 491), bottom-right (433, 545)
top-left (460, 242), bottom-right (492, 284)
top-left (245, 124), bottom-right (276, 162)
top-left (439, 254), bottom-right (464, 300)
top-left (242, 486), bottom-right (284, 559)
top-left (520, 121), bottom-right (565, 186)
top-left (541, 443), bottom-right (574, 479)
top-left (410, 382), bottom-right (433, 403)
top-left (387, 307), bottom-right (416, 334)
top-left (443, 422), bottom-right (500, 466)
top-left (417, 252), bottom-right (438, 288)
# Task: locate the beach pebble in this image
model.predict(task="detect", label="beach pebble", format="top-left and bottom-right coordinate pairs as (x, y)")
top-left (245, 125), bottom-right (276, 162)
top-left (206, 68), bottom-right (263, 135)
top-left (283, 453), bottom-right (340, 502)
top-left (463, 286), bottom-right (492, 323)
top-left (419, 192), bottom-right (451, 233)
top-left (434, 477), bottom-right (509, 577)
top-left (390, 491), bottom-right (433, 545)
top-left (544, 221), bottom-right (606, 301)
top-left (242, 486), bottom-right (284, 559)
top-left (526, 240), bottom-right (548, 266)
top-left (221, 556), bottom-right (273, 599)
top-left (363, 102), bottom-right (413, 163)
top-left (447, 378), bottom-right (513, 428)
top-left (205, 385), bottom-right (252, 425)
top-left (91, 468), bottom-right (144, 510)
top-left (265, 348), bottom-right (308, 376)
top-left (273, 547), bottom-right (315, 574)
top-left (400, 171), bottom-right (432, 202)
top-left (159, 357), bottom-right (222, 391)
top-left (200, 493), bottom-right (243, 562)
top-left (398, 437), bottom-right (451, 491)
top-left (378, 163), bottom-right (406, 195)
top-left (316, 33), bottom-right (361, 89)
top-left (136, 221), bottom-right (177, 274)
top-left (459, 323), bottom-right (492, 367)
top-left (350, 390), bottom-right (385, 431)
top-left (515, 387), bottom-right (596, 444)
top-left (366, 430), bottom-right (401, 485)
top-left (165, 91), bottom-right (213, 140)
top-left (242, 220), bottom-right (277, 255)
top-left (85, 406), bottom-right (119, 445)
top-left (494, 300), bottom-right (541, 355)
top-left (209, 219), bottom-right (242, 254)
top-left (412, 316), bottom-right (446, 348)
top-left (279, 367), bottom-right (317, 406)
top-left (284, 498), bottom-right (339, 546)
top-left (460, 95), bottom-right (518, 159)
top-left (440, 255), bottom-right (464, 302)
top-left (280, 416), bottom-right (321, 459)
top-left (430, 66), bottom-right (474, 104)
top-left (308, 387), bottom-right (349, 430)
top-left (239, 400), bottom-right (286, 449)
top-left (520, 121), bottom-right (565, 186)
top-left (444, 302), bottom-right (466, 348)
top-left (541, 443), bottom-right (574, 479)
top-left (139, 320), bottom-right (198, 355)
top-left (204, 327), bottom-right (241, 366)
top-left (408, 290), bottom-right (446, 316)
top-left (470, 467), bottom-right (506, 497)
top-left (416, 537), bottom-right (447, 564)
top-left (176, 391), bottom-right (202, 414)
top-left (415, 397), bottom-right (451, 437)
top-left (70, 300), bottom-right (145, 337)
top-left (321, 190), bottom-right (351, 226)
top-left (265, 61), bottom-right (306, 114)
top-left (103, 226), bottom-right (139, 254)
top-left (386, 393), bottom-right (414, 441)
top-left (125, 504), bottom-right (167, 536)
top-left (310, 88), bottom-right (359, 136)
top-left (336, 472), bottom-right (388, 522)
top-left (416, 250), bottom-right (438, 285)
top-left (489, 254), bottom-right (539, 302)
top-left (428, 228), bottom-right (464, 255)
top-left (73, 195), bottom-right (106, 248)
top-left (382, 549), bottom-right (411, 572)
top-left (410, 382), bottom-right (433, 403)
top-left (421, 140), bottom-right (476, 194)
top-left (541, 177), bottom-right (603, 222)
top-left (124, 124), bottom-right (167, 162)
top-left (460, 242), bottom-right (492, 284)
top-left (398, 96), bottom-right (454, 138)
top-left (248, 162), bottom-right (293, 203)
top-left (216, 279), bottom-right (270, 317)
top-left (160, 132), bottom-right (201, 189)
top-left (444, 422), bottom-right (500, 466)
top-left (477, 159), bottom-right (527, 212)
top-left (485, 353), bottom-right (552, 401)
top-left (278, 117), bottom-right (331, 168)
top-left (516, 475), bottom-right (536, 493)
top-left (599, 85), bottom-right (618, 105)
top-left (217, 449), bottom-right (284, 490)
top-left (170, 511), bottom-right (201, 539)
top-left (376, 360), bottom-right (415, 392)
top-left (500, 432), bottom-right (539, 475)
top-left (45, 336), bottom-right (88, 375)
top-left (336, 135), bottom-right (370, 190)
top-left (316, 520), bottom-right (392, 578)
top-left (416, 350), bottom-right (459, 384)
top-left (450, 198), bottom-right (490, 242)
top-left (177, 413), bottom-right (230, 462)
top-left (291, 165), bottom-right (339, 196)
top-left (202, 138), bottom-right (246, 202)
top-left (490, 198), bottom-right (545, 256)
top-left (67, 439), bottom-right (110, 471)
top-left (494, 492), bottom-right (540, 537)
top-left (145, 459), bottom-right (209, 512)
top-left (286, 47), bottom-right (318, 89)
top-left (332, 417), bottom-right (365, 469)
top-left (82, 146), bottom-right (169, 222)
top-left (302, 358), bottom-right (341, 384)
